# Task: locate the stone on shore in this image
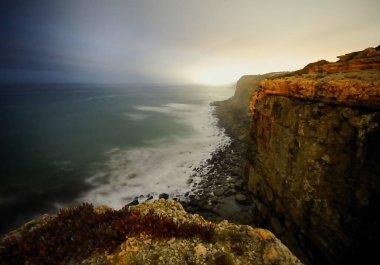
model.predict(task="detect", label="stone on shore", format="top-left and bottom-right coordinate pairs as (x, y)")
top-left (235, 193), bottom-right (248, 203)
top-left (158, 193), bottom-right (169, 200)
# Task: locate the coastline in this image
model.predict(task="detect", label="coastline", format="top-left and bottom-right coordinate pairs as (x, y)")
top-left (180, 100), bottom-right (255, 225)
top-left (0, 85), bottom-right (232, 235)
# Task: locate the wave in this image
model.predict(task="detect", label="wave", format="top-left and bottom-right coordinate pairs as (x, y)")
top-left (84, 94), bottom-right (125, 101)
top-left (133, 103), bottom-right (195, 115)
top-left (124, 112), bottom-right (150, 121)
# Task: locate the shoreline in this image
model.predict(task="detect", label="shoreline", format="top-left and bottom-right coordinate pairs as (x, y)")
top-left (179, 101), bottom-right (256, 225)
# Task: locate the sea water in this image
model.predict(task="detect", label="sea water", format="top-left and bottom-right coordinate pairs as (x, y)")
top-left (0, 83), bottom-right (232, 232)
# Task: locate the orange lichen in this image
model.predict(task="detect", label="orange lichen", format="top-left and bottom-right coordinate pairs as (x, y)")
top-left (254, 228), bottom-right (273, 241)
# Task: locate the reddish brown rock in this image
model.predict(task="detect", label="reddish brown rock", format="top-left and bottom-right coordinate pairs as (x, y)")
top-left (294, 46), bottom-right (380, 74)
top-left (252, 46), bottom-right (380, 110)
top-left (246, 46), bottom-right (380, 265)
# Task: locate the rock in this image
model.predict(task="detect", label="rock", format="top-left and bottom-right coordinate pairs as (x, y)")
top-left (213, 189), bottom-right (224, 197)
top-left (295, 47), bottom-right (380, 74)
top-left (126, 199), bottom-right (139, 206)
top-left (256, 47), bottom-right (380, 109)
top-left (0, 199), bottom-right (303, 265)
top-left (158, 193), bottom-right (169, 200)
top-left (235, 194), bottom-right (248, 203)
top-left (234, 180), bottom-right (244, 189)
top-left (145, 196), bottom-right (153, 201)
top-left (92, 200), bottom-right (303, 264)
top-left (188, 200), bottom-right (199, 207)
top-left (212, 196), bottom-right (250, 224)
top-left (202, 204), bottom-right (213, 211)
top-left (228, 178), bottom-right (236, 183)
top-left (321, 154), bottom-right (331, 164)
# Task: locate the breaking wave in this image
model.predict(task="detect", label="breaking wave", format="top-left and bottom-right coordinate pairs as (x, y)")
top-left (77, 101), bottom-right (230, 209)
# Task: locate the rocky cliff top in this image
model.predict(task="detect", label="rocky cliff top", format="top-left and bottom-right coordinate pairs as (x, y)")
top-left (252, 46), bottom-right (380, 112)
top-left (295, 46), bottom-right (380, 74)
top-left (0, 199), bottom-right (302, 265)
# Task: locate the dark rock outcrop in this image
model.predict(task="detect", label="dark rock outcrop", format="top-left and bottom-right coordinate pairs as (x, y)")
top-left (246, 46), bottom-right (380, 264)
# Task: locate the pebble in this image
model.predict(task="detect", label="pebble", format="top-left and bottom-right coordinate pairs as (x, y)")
top-left (202, 204), bottom-right (213, 211)
top-left (214, 190), bottom-right (224, 196)
top-left (159, 193), bottom-right (169, 200)
top-left (127, 199), bottom-right (139, 206)
top-left (234, 180), bottom-right (244, 189)
top-left (145, 196), bottom-right (153, 201)
top-left (235, 194), bottom-right (248, 203)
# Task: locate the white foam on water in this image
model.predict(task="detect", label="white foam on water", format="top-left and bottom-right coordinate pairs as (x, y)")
top-left (77, 87), bottom-right (233, 209)
top-left (123, 112), bottom-right (150, 121)
top-left (84, 94), bottom-right (125, 101)
top-left (104, 147), bottom-right (120, 154)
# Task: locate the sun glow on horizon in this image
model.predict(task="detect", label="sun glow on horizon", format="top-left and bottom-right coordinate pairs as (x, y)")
top-left (190, 66), bottom-right (253, 86)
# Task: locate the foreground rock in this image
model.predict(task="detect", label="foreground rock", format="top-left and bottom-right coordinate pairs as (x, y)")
top-left (0, 199), bottom-right (302, 265)
top-left (246, 45), bottom-right (380, 264)
top-left (97, 200), bottom-right (302, 265)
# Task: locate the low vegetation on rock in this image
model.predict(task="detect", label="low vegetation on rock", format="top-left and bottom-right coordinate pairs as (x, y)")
top-left (0, 201), bottom-right (213, 264)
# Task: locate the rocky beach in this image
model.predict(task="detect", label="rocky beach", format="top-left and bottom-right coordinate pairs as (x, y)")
top-left (181, 130), bottom-right (252, 223)
top-left (178, 74), bottom-right (283, 225)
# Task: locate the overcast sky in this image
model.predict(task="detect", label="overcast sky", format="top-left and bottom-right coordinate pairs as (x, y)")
top-left (0, 0), bottom-right (379, 84)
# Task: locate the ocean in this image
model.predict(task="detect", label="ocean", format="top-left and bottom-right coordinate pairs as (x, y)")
top-left (0, 83), bottom-right (232, 233)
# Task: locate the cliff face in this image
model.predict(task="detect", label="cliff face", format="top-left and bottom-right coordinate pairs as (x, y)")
top-left (215, 73), bottom-right (283, 141)
top-left (246, 46), bottom-right (380, 264)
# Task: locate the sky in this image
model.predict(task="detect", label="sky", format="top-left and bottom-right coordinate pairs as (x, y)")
top-left (0, 0), bottom-right (379, 85)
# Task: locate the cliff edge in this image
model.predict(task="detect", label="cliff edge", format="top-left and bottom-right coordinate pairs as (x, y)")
top-left (246, 46), bottom-right (380, 264)
top-left (214, 73), bottom-right (284, 141)
top-left (0, 199), bottom-right (302, 265)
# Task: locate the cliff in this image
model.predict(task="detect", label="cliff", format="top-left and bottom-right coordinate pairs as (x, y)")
top-left (246, 46), bottom-right (380, 264)
top-left (214, 73), bottom-right (283, 141)
top-left (0, 199), bottom-right (302, 264)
